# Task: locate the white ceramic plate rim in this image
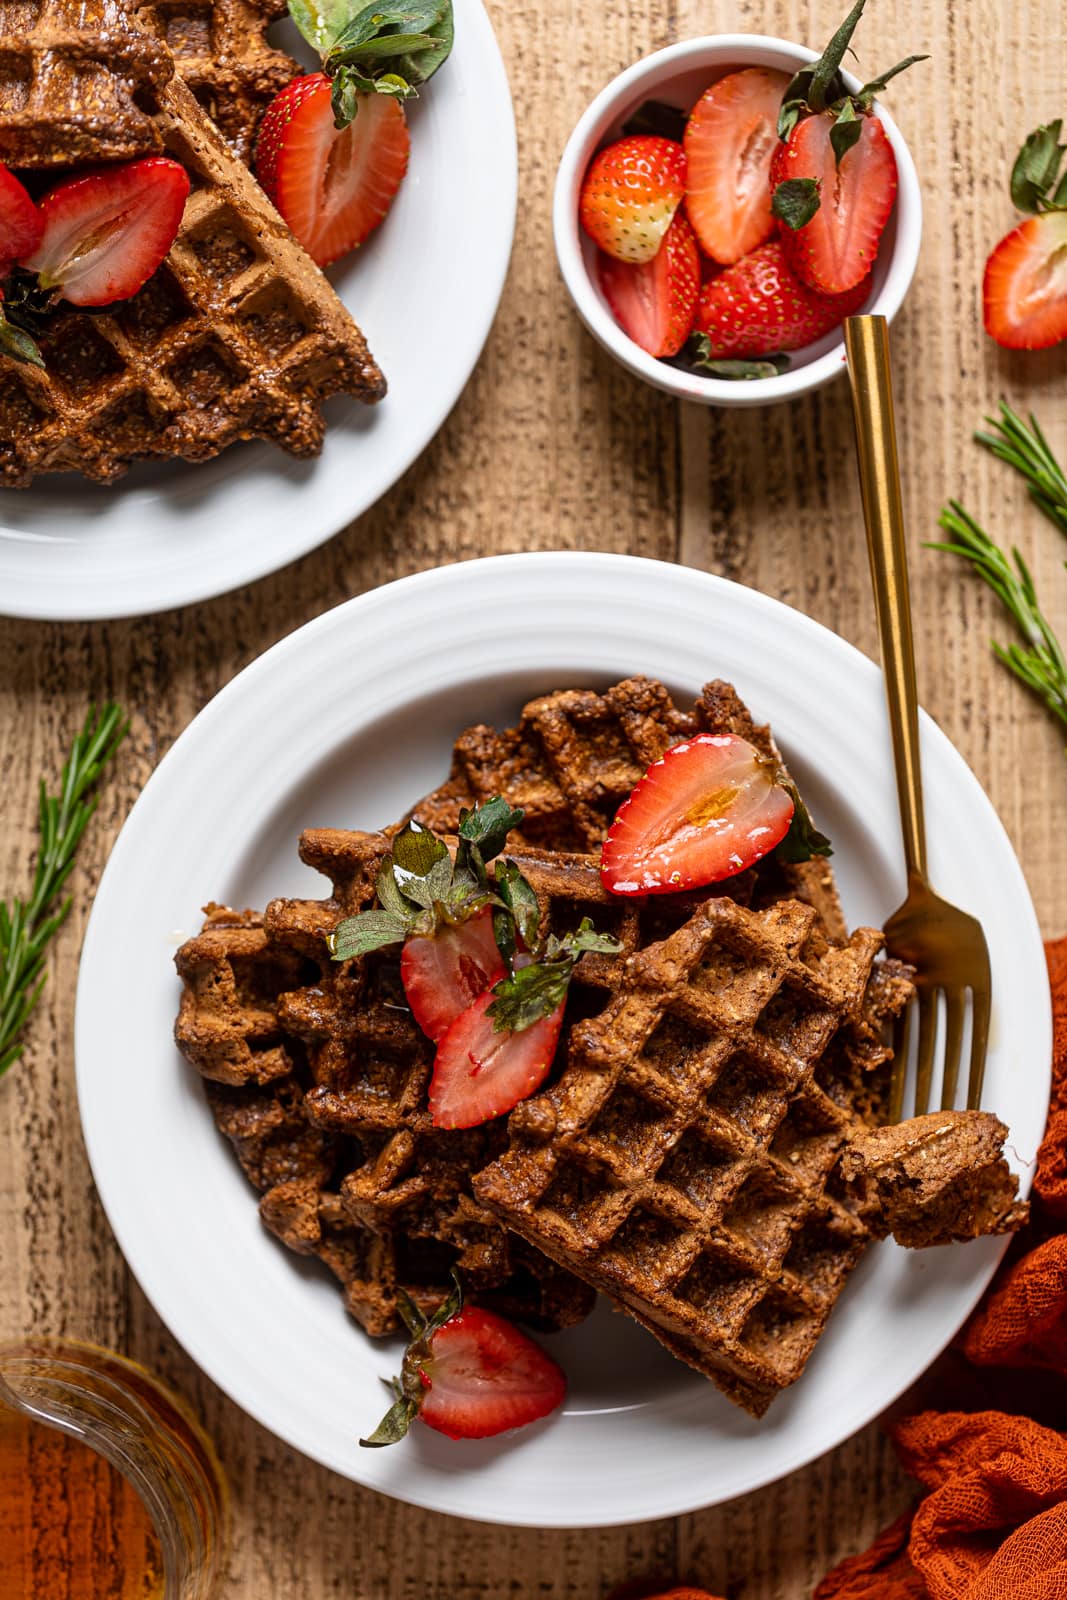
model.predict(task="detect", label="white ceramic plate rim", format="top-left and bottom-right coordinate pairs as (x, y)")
top-left (75, 553), bottom-right (1051, 1527)
top-left (0, 0), bottom-right (517, 622)
top-left (553, 35), bottom-right (922, 405)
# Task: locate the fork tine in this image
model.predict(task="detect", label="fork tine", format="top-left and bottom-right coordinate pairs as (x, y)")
top-left (889, 1005), bottom-right (910, 1123)
top-left (940, 989), bottom-right (966, 1110)
top-left (913, 987), bottom-right (938, 1115)
top-left (967, 983), bottom-right (992, 1110)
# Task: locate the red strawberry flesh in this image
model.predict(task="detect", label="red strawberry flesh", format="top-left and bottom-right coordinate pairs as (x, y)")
top-left (0, 163), bottom-right (42, 274)
top-left (597, 209), bottom-right (700, 357)
top-left (417, 1307), bottom-right (566, 1440)
top-left (983, 211), bottom-right (1067, 350)
top-left (684, 67), bottom-right (791, 265)
top-left (579, 134), bottom-right (687, 265)
top-left (600, 733), bottom-right (794, 896)
top-left (255, 74), bottom-right (410, 268)
top-left (429, 989), bottom-right (565, 1129)
top-left (694, 239), bottom-right (870, 358)
top-left (772, 112), bottom-right (898, 295)
top-left (400, 906), bottom-right (506, 1043)
top-left (20, 157), bottom-right (189, 307)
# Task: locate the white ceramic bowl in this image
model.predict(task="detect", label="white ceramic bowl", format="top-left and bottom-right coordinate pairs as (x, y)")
top-left (554, 35), bottom-right (923, 407)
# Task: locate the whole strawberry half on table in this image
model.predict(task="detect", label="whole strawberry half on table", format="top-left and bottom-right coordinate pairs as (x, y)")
top-left (983, 119), bottom-right (1067, 351)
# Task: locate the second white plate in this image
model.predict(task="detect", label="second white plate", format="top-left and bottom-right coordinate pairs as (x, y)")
top-left (0, 0), bottom-right (517, 621)
top-left (76, 553), bottom-right (1051, 1526)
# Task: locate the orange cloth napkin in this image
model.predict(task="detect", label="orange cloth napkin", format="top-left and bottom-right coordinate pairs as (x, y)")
top-left (816, 936), bottom-right (1067, 1600)
top-left (614, 939), bottom-right (1067, 1600)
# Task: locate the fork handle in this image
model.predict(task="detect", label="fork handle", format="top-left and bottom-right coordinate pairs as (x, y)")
top-left (844, 315), bottom-right (927, 881)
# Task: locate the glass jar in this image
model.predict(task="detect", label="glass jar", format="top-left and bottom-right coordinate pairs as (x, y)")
top-left (0, 1339), bottom-right (227, 1600)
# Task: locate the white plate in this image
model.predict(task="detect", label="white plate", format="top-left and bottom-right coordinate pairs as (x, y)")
top-left (75, 553), bottom-right (1051, 1527)
top-left (0, 0), bottom-right (516, 622)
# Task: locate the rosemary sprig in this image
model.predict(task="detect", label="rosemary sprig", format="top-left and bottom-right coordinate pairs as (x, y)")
top-left (930, 503), bottom-right (1067, 732)
top-left (975, 401), bottom-right (1067, 538)
top-left (0, 703), bottom-right (128, 1078)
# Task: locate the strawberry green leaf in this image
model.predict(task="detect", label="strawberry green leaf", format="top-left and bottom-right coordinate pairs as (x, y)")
top-left (830, 101), bottom-right (862, 167)
top-left (459, 796), bottom-right (525, 857)
top-left (772, 176), bottom-right (821, 230)
top-left (391, 820), bottom-right (449, 879)
top-left (777, 87), bottom-right (813, 142)
top-left (330, 66), bottom-right (364, 127)
top-left (287, 0), bottom-right (358, 54)
top-left (773, 780), bottom-right (833, 863)
top-left (1011, 121), bottom-right (1067, 213)
top-left (359, 1391), bottom-right (419, 1447)
top-left (545, 919), bottom-right (622, 961)
top-left (856, 54), bottom-right (928, 104)
top-left (324, 1), bottom-right (453, 85)
top-left (487, 919), bottom-right (622, 1033)
top-left (493, 859), bottom-right (541, 954)
top-left (420, 1271), bottom-right (463, 1337)
top-left (808, 0), bottom-right (867, 113)
top-left (487, 958), bottom-right (572, 1033)
top-left (0, 314), bottom-right (44, 368)
top-left (687, 339), bottom-right (790, 381)
top-left (329, 908), bottom-right (409, 958)
top-left (375, 857), bottom-right (411, 919)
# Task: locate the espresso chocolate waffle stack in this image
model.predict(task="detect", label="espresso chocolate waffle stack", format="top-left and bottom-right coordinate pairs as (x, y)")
top-left (134, 0), bottom-right (297, 163)
top-left (175, 678), bottom-right (1027, 1418)
top-left (473, 895), bottom-right (913, 1416)
top-left (0, 6), bottom-right (384, 486)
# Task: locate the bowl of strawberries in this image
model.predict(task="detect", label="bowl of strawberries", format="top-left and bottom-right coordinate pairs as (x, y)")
top-left (555, 4), bottom-right (923, 405)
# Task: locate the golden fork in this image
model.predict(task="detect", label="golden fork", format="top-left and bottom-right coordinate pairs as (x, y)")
top-left (844, 314), bottom-right (992, 1121)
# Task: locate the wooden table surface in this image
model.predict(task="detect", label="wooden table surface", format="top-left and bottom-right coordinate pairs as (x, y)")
top-left (2, 0), bottom-right (1066, 1593)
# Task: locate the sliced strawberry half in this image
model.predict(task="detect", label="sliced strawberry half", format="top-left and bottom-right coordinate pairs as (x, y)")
top-left (597, 209), bottom-right (701, 357)
top-left (983, 211), bottom-right (1067, 349)
top-left (400, 906), bottom-right (507, 1043)
top-left (600, 733), bottom-right (795, 896)
top-left (429, 989), bottom-right (565, 1130)
top-left (0, 163), bottom-right (42, 276)
top-left (417, 1307), bottom-right (566, 1440)
top-left (579, 134), bottom-right (687, 264)
top-left (684, 67), bottom-right (791, 264)
top-left (255, 73), bottom-right (410, 268)
top-left (771, 111), bottom-right (898, 295)
top-left (361, 1282), bottom-right (566, 1447)
top-left (20, 157), bottom-right (189, 307)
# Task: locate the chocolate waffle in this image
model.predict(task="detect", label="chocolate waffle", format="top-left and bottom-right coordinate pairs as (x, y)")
top-left (0, 75), bottom-right (385, 486)
top-left (175, 899), bottom-right (594, 1336)
top-left (0, 0), bottom-right (172, 167)
top-left (473, 895), bottom-right (913, 1416)
top-left (134, 0), bottom-right (297, 164)
top-left (410, 677), bottom-right (848, 948)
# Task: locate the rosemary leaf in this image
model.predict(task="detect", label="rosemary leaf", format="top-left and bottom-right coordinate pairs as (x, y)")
top-left (975, 401), bottom-right (1067, 540)
top-left (930, 503), bottom-right (1067, 733)
top-left (0, 704), bottom-right (128, 1078)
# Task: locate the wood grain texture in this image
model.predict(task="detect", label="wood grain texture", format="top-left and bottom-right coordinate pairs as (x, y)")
top-left (1, 0), bottom-right (1065, 1595)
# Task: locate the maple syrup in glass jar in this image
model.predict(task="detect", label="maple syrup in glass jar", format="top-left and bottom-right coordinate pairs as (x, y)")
top-left (0, 1341), bottom-right (227, 1600)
